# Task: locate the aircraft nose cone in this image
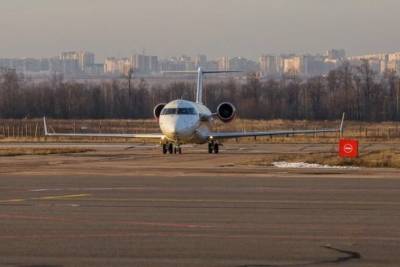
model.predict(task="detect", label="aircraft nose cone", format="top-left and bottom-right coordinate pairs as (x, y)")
top-left (160, 112), bottom-right (198, 140)
top-left (167, 120), bottom-right (189, 138)
top-left (170, 125), bottom-right (184, 138)
top-left (174, 124), bottom-right (184, 134)
top-left (164, 122), bottom-right (180, 137)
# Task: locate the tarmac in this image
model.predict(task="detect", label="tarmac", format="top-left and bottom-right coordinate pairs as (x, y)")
top-left (0, 143), bottom-right (399, 267)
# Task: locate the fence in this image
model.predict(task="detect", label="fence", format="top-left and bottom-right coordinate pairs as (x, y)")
top-left (1, 119), bottom-right (400, 140)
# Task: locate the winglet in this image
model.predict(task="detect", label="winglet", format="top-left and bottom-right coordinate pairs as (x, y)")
top-left (43, 117), bottom-right (48, 136)
top-left (339, 112), bottom-right (345, 137)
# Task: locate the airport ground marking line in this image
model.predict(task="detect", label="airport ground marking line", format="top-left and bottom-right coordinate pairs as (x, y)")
top-left (33, 194), bottom-right (91, 200)
top-left (0, 199), bottom-right (25, 203)
top-left (0, 194), bottom-right (91, 203)
top-left (85, 197), bottom-right (400, 205)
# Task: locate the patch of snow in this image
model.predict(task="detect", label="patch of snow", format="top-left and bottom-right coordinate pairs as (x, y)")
top-left (272, 161), bottom-right (359, 169)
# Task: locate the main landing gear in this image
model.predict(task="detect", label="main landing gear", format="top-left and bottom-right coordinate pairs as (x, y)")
top-left (162, 143), bottom-right (182, 154)
top-left (208, 142), bottom-right (220, 154)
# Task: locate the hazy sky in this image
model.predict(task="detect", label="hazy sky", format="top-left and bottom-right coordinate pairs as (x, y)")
top-left (1, 0), bottom-right (399, 60)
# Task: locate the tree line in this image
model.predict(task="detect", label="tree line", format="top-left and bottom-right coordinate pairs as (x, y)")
top-left (0, 60), bottom-right (399, 122)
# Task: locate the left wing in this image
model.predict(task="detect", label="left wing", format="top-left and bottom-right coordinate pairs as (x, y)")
top-left (43, 117), bottom-right (164, 139)
top-left (209, 113), bottom-right (345, 140)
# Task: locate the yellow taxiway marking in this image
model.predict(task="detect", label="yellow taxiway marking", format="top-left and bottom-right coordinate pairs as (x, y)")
top-left (0, 194), bottom-right (90, 203)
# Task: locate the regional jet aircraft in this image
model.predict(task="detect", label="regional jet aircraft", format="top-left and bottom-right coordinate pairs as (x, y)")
top-left (44, 68), bottom-right (344, 154)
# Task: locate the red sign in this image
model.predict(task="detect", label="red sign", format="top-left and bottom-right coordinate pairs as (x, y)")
top-left (339, 139), bottom-right (359, 158)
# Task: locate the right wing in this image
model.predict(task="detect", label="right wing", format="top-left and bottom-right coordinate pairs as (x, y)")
top-left (209, 113), bottom-right (345, 140)
top-left (43, 117), bottom-right (164, 139)
top-left (209, 128), bottom-right (339, 140)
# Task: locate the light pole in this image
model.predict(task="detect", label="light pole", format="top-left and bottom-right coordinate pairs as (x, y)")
top-left (397, 78), bottom-right (400, 120)
top-left (128, 68), bottom-right (134, 116)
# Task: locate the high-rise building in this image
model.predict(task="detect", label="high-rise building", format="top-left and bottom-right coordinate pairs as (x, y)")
top-left (283, 56), bottom-right (303, 75)
top-left (104, 58), bottom-right (120, 74)
top-left (217, 56), bottom-right (230, 71)
top-left (259, 55), bottom-right (278, 76)
top-left (130, 54), bottom-right (159, 74)
top-left (60, 51), bottom-right (95, 73)
top-left (104, 57), bottom-right (131, 75)
top-left (194, 55), bottom-right (207, 68)
top-left (387, 60), bottom-right (400, 74)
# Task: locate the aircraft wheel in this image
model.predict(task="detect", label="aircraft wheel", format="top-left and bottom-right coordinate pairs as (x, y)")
top-left (168, 143), bottom-right (173, 154)
top-left (208, 143), bottom-right (213, 154)
top-left (162, 144), bottom-right (167, 154)
top-left (214, 143), bottom-right (219, 154)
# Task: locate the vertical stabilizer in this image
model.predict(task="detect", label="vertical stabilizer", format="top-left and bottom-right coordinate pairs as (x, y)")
top-left (196, 67), bottom-right (203, 104)
top-left (164, 68), bottom-right (240, 104)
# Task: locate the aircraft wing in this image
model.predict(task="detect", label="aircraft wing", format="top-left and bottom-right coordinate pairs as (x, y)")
top-left (209, 128), bottom-right (339, 139)
top-left (209, 113), bottom-right (345, 140)
top-left (43, 117), bottom-right (164, 139)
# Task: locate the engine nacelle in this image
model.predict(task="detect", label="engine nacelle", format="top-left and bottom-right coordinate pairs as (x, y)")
top-left (153, 103), bottom-right (166, 120)
top-left (216, 102), bottom-right (236, 123)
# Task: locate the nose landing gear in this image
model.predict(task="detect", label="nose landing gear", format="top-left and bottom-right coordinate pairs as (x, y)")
top-left (208, 141), bottom-right (220, 154)
top-left (162, 143), bottom-right (182, 154)
top-left (162, 144), bottom-right (168, 154)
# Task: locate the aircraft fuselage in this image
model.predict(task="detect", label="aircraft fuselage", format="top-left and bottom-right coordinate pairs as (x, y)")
top-left (159, 99), bottom-right (213, 144)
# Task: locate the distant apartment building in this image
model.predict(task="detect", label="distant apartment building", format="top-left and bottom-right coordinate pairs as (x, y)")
top-left (386, 52), bottom-right (400, 74)
top-left (387, 60), bottom-right (400, 74)
top-left (259, 55), bottom-right (279, 76)
top-left (131, 54), bottom-right (159, 74)
top-left (258, 50), bottom-right (346, 78)
top-left (194, 54), bottom-right (207, 68)
top-left (347, 51), bottom-right (400, 74)
top-left (60, 51), bottom-right (95, 73)
top-left (283, 56), bottom-right (303, 75)
top-left (308, 55), bottom-right (340, 76)
top-left (159, 55), bottom-right (196, 72)
top-left (119, 58), bottom-right (132, 76)
top-left (217, 56), bottom-right (230, 71)
top-left (104, 57), bottom-right (131, 75)
top-left (103, 54), bottom-right (158, 76)
top-left (159, 58), bottom-right (186, 71)
top-left (0, 57), bottom-right (55, 74)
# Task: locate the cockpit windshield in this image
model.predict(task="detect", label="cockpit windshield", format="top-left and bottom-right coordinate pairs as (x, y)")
top-left (161, 108), bottom-right (197, 115)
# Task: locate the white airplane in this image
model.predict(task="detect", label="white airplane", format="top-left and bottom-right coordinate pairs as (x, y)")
top-left (44, 67), bottom-right (344, 154)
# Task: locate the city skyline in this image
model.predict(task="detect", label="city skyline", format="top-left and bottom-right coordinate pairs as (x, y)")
top-left (2, 48), bottom-right (400, 79)
top-left (1, 0), bottom-right (400, 60)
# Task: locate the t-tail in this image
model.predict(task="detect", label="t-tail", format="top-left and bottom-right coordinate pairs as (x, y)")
top-left (195, 67), bottom-right (240, 104)
top-left (163, 67), bottom-right (240, 104)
